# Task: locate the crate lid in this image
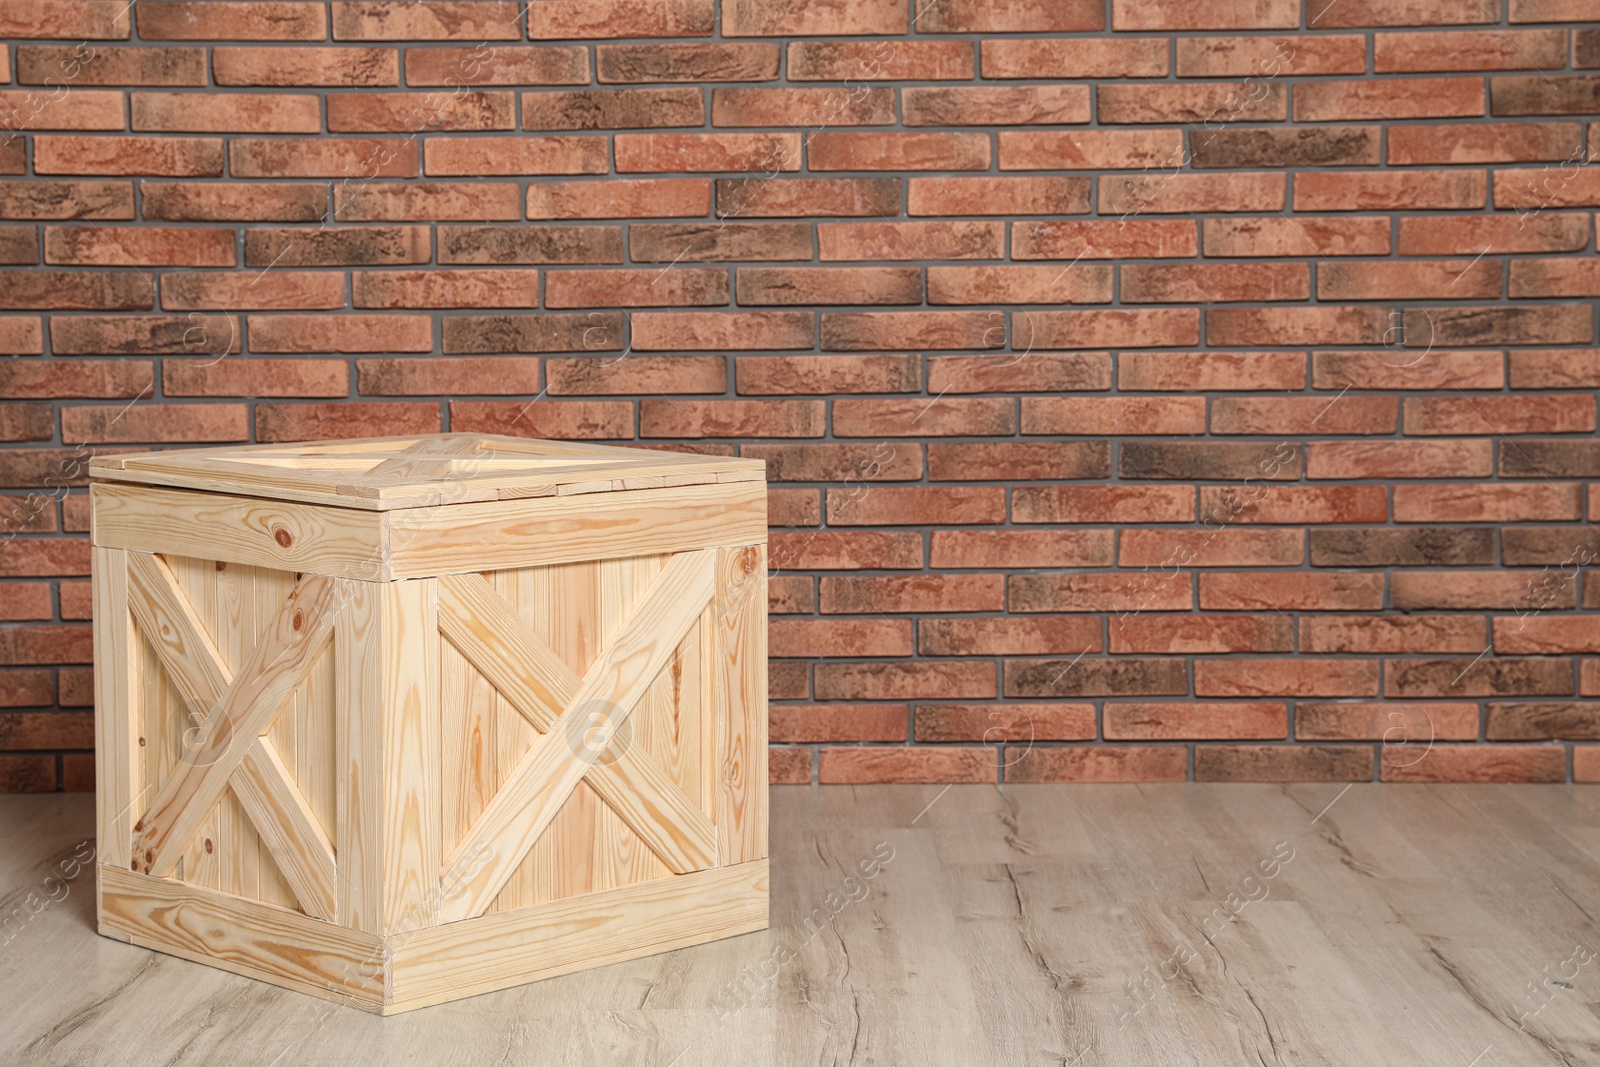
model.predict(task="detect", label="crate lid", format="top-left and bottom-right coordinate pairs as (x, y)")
top-left (89, 433), bottom-right (766, 511)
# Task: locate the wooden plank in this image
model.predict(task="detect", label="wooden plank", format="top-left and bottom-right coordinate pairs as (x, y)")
top-left (390, 859), bottom-right (769, 1014)
top-left (93, 483), bottom-right (386, 580)
top-left (126, 552), bottom-right (232, 712)
top-left (230, 738), bottom-right (337, 921)
top-left (387, 481), bottom-right (767, 579)
top-left (92, 546), bottom-right (138, 871)
top-left (379, 578), bottom-right (442, 936)
top-left (437, 550), bottom-right (717, 922)
top-left (132, 573), bottom-right (337, 879)
top-left (97, 865), bottom-right (386, 1010)
top-left (334, 579), bottom-right (382, 932)
top-left (715, 544), bottom-right (769, 865)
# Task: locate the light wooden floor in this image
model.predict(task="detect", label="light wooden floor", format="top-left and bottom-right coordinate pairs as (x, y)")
top-left (4, 785), bottom-right (1600, 1065)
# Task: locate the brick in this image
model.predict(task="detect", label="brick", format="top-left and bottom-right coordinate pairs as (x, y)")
top-left (1022, 396), bottom-right (1205, 435)
top-left (769, 748), bottom-right (810, 785)
top-left (821, 311), bottom-right (999, 351)
top-left (1007, 746), bottom-right (1188, 784)
top-left (547, 355), bottom-right (726, 395)
top-left (1298, 703), bottom-right (1479, 742)
top-left (1402, 483), bottom-right (1582, 523)
top-left (1304, 615), bottom-right (1486, 655)
top-left (1296, 170), bottom-right (1486, 210)
top-left (1122, 441), bottom-right (1302, 481)
top-left (440, 225), bottom-right (623, 264)
top-left (719, 177), bottom-right (898, 219)
top-left (1204, 217), bottom-right (1389, 259)
top-left (443, 312), bottom-right (616, 354)
top-left (526, 89), bottom-right (703, 131)
top-left (741, 442), bottom-right (921, 482)
top-left (928, 353), bottom-right (1112, 394)
top-left (1511, 259), bottom-right (1600, 298)
top-left (51, 314), bottom-right (240, 357)
top-left (1320, 259), bottom-right (1502, 301)
top-left (1196, 660), bottom-right (1379, 698)
top-left (737, 354), bottom-right (920, 394)
top-left (17, 45), bottom-right (204, 85)
top-left (930, 442), bottom-right (1111, 482)
top-left (1199, 484), bottom-right (1388, 524)
top-left (819, 221), bottom-right (1004, 261)
top-left (166, 358), bottom-right (347, 398)
top-left (770, 617), bottom-right (914, 660)
top-left (766, 574), bottom-right (816, 612)
top-left (0, 667), bottom-right (52, 702)
top-left (450, 400), bottom-right (632, 440)
top-left (1500, 526), bottom-right (1600, 563)
top-left (0, 228), bottom-right (34, 265)
top-left (1012, 485), bottom-right (1193, 524)
top-left (927, 530), bottom-right (1114, 569)
top-left (980, 39), bottom-right (1169, 79)
top-left (251, 313), bottom-right (432, 353)
top-left (1205, 306), bottom-right (1390, 346)
top-left (351, 269), bottom-right (535, 308)
top-left (529, 179), bottom-right (709, 220)
top-left (1392, 571), bottom-right (1575, 610)
top-left (737, 267), bottom-right (919, 308)
top-left (0, 403), bottom-right (52, 442)
top-left (929, 264), bottom-right (1114, 305)
top-left (1000, 129), bottom-right (1184, 171)
top-left (0, 181), bottom-right (133, 221)
top-left (1398, 213), bottom-right (1587, 254)
top-left (1376, 29), bottom-right (1567, 71)
top-left (547, 268), bottom-right (727, 309)
top-left (1196, 745), bottom-right (1373, 783)
top-left (331, 92), bottom-right (514, 134)
top-left (0, 271), bottom-right (151, 311)
top-left (1381, 744), bottom-right (1564, 783)
top-left (428, 134), bottom-right (608, 174)
top-left (1100, 83), bottom-right (1287, 125)
top-left (132, 91), bottom-right (320, 133)
top-left (809, 132), bottom-right (990, 172)
top-left (1492, 75), bottom-right (1600, 116)
top-left (137, 2), bottom-right (326, 39)
top-left (0, 1), bottom-right (130, 37)
top-left (725, 0), bottom-right (906, 35)
top-left (598, 43), bottom-right (779, 83)
top-left (1312, 0), bottom-right (1498, 23)
top-left (335, 182), bottom-right (522, 222)
top-left (0, 709), bottom-right (89, 749)
top-left (615, 132), bottom-right (799, 173)
top-left (920, 617), bottom-right (1103, 657)
top-left (63, 403), bottom-right (246, 444)
top-left (246, 226), bottom-right (430, 268)
top-left (787, 41), bottom-right (974, 81)
top-left (1510, 349), bottom-right (1600, 388)
top-left (1011, 572), bottom-right (1193, 614)
top-left (142, 181), bottom-right (326, 222)
top-left (1491, 168), bottom-right (1600, 208)
top-left (160, 271), bottom-right (342, 311)
top-left (0, 535), bottom-right (90, 574)
top-left (1406, 396), bottom-right (1595, 435)
top-left (406, 47), bottom-right (588, 86)
top-left (1176, 35), bottom-right (1366, 76)
top-left (1100, 172), bottom-right (1286, 214)
top-left (0, 141), bottom-right (25, 175)
top-left (909, 177), bottom-right (1090, 217)
top-left (1489, 703), bottom-right (1600, 740)
top-left (823, 487), bottom-right (1005, 526)
top-left (1112, 617), bottom-right (1293, 655)
top-left (331, 1), bottom-right (521, 39)
top-left (1124, 263), bottom-right (1308, 304)
top-left (0, 624), bottom-right (92, 664)
top-left (916, 0), bottom-right (1105, 31)
top-left (1114, 0), bottom-right (1298, 28)
top-left (1495, 617), bottom-right (1600, 654)
top-left (44, 226), bottom-right (234, 268)
top-left (640, 398), bottom-right (823, 438)
top-left (257, 401), bottom-right (441, 443)
top-left (357, 357), bottom-right (540, 396)
top-left (1120, 528), bottom-right (1303, 568)
top-left (820, 748), bottom-right (994, 784)
top-left (216, 46), bottom-right (399, 86)
top-left (768, 661), bottom-right (808, 700)
top-left (1388, 121), bottom-right (1583, 164)
top-left (712, 88), bottom-right (893, 128)
top-left (33, 136), bottom-right (222, 177)
top-left (0, 756), bottom-right (56, 792)
top-left (1106, 702), bottom-right (1287, 740)
top-left (1200, 572), bottom-right (1385, 611)
top-left (768, 530), bottom-right (922, 571)
top-left (528, 0), bottom-right (713, 37)
top-left (914, 704), bottom-right (1096, 743)
top-left (231, 138), bottom-right (417, 179)
top-left (816, 662), bottom-right (998, 700)
top-left (0, 89), bottom-right (124, 129)
top-left (1420, 305), bottom-right (1591, 346)
top-left (1006, 658), bottom-right (1188, 699)
top-left (1, 359), bottom-right (151, 399)
top-left (1016, 309), bottom-right (1200, 350)
top-left (1309, 527), bottom-right (1496, 566)
top-left (902, 86), bottom-right (1090, 127)
top-left (1295, 78), bottom-right (1484, 120)
top-left (0, 318), bottom-right (43, 355)
top-left (630, 222), bottom-right (811, 263)
top-left (1122, 352), bottom-right (1305, 392)
top-left (1013, 219), bottom-right (1198, 260)
top-left (1313, 350), bottom-right (1505, 390)
top-left (770, 705), bottom-right (907, 745)
top-left (634, 311), bottom-right (812, 352)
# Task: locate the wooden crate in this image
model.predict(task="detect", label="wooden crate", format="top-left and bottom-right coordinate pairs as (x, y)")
top-left (90, 434), bottom-right (769, 1014)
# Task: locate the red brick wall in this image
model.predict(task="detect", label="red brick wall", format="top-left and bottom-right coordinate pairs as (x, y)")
top-left (3, 0), bottom-right (1599, 790)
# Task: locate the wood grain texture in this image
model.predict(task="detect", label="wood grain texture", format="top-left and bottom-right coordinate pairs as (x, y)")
top-left (92, 546), bottom-right (137, 871)
top-left (715, 544), bottom-right (769, 865)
